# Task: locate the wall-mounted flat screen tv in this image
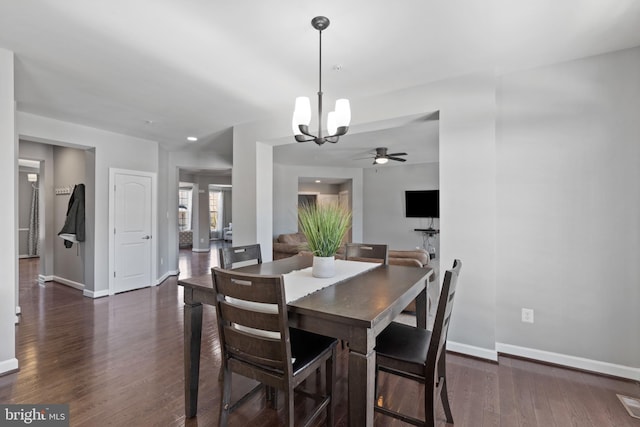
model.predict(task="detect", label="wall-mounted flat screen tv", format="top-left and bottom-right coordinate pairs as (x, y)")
top-left (405, 190), bottom-right (439, 218)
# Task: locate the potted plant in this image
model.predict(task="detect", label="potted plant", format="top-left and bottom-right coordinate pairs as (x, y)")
top-left (298, 202), bottom-right (351, 278)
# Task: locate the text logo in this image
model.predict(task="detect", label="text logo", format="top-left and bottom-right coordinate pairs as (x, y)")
top-left (1, 405), bottom-right (69, 426)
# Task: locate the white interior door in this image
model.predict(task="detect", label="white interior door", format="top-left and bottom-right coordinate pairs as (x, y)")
top-left (113, 173), bottom-right (152, 293)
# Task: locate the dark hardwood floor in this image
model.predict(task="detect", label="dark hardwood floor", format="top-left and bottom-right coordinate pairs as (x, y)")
top-left (2, 242), bottom-right (639, 426)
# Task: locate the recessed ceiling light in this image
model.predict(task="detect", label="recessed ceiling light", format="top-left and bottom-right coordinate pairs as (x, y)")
top-left (187, 136), bottom-right (198, 142)
top-left (144, 119), bottom-right (154, 125)
top-left (315, 180), bottom-right (321, 183)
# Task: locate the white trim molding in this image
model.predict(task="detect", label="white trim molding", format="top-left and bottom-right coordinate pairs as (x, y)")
top-left (83, 289), bottom-right (109, 299)
top-left (0, 358), bottom-right (19, 375)
top-left (496, 342), bottom-right (640, 381)
top-left (53, 276), bottom-right (84, 291)
top-left (191, 248), bottom-right (210, 253)
top-left (447, 341), bottom-right (498, 362)
top-left (38, 274), bottom-right (53, 285)
top-left (155, 270), bottom-right (178, 286)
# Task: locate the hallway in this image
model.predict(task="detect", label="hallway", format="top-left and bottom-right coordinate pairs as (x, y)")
top-left (177, 240), bottom-right (231, 278)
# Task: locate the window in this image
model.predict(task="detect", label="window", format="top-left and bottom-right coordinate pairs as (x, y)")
top-left (178, 188), bottom-right (192, 231)
top-left (209, 190), bottom-right (222, 231)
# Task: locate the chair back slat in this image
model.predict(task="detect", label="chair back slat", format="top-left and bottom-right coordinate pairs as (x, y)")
top-left (427, 259), bottom-right (461, 367)
top-left (219, 244), bottom-right (263, 269)
top-left (215, 274), bottom-right (280, 304)
top-left (345, 243), bottom-right (389, 264)
top-left (219, 301), bottom-right (281, 332)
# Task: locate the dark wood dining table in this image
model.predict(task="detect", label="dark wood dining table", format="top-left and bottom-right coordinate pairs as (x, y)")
top-left (177, 255), bottom-right (433, 426)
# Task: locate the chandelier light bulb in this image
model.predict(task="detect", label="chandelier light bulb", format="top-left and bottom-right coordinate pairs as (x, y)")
top-left (334, 99), bottom-right (351, 127)
top-left (327, 111), bottom-right (337, 136)
top-left (292, 97), bottom-right (312, 135)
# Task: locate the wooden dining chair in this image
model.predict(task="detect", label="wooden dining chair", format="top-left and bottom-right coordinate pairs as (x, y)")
top-left (344, 243), bottom-right (389, 264)
top-left (218, 244), bottom-right (262, 269)
top-left (211, 267), bottom-right (337, 427)
top-left (343, 242), bottom-right (390, 348)
top-left (218, 244), bottom-right (275, 394)
top-left (374, 259), bottom-right (462, 427)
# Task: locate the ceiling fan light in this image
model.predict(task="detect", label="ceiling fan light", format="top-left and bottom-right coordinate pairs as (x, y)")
top-left (327, 111), bottom-right (337, 136)
top-left (334, 99), bottom-right (351, 127)
top-left (375, 157), bottom-right (389, 164)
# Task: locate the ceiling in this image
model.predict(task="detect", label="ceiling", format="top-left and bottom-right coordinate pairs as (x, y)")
top-left (2, 1), bottom-right (640, 167)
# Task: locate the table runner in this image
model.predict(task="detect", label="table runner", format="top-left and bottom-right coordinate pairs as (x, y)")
top-left (283, 259), bottom-right (380, 303)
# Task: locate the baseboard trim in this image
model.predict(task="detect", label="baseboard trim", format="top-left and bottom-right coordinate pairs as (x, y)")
top-left (38, 274), bottom-right (53, 285)
top-left (53, 276), bottom-right (84, 291)
top-left (191, 248), bottom-right (210, 253)
top-left (83, 289), bottom-right (109, 299)
top-left (155, 271), bottom-right (175, 285)
top-left (447, 341), bottom-right (498, 362)
top-left (15, 306), bottom-right (20, 315)
top-left (0, 358), bottom-right (19, 376)
top-left (496, 342), bottom-right (640, 381)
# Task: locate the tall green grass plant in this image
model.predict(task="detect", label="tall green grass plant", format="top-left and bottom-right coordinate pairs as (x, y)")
top-left (298, 202), bottom-right (351, 257)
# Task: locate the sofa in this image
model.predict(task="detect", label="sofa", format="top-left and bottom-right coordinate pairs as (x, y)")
top-left (178, 230), bottom-right (193, 248)
top-left (272, 232), bottom-right (310, 260)
top-left (223, 224), bottom-right (233, 241)
top-left (272, 232), bottom-right (432, 270)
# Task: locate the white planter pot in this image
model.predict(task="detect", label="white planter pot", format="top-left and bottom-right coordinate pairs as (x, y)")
top-left (312, 256), bottom-right (336, 278)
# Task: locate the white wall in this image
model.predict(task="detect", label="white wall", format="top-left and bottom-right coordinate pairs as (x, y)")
top-left (156, 147), bottom-right (170, 281)
top-left (53, 146), bottom-right (86, 286)
top-left (0, 48), bottom-right (18, 375)
top-left (19, 141), bottom-right (55, 282)
top-left (235, 72), bottom-right (498, 358)
top-left (363, 162), bottom-right (439, 252)
top-left (496, 46), bottom-right (640, 376)
top-left (350, 73), bottom-right (498, 357)
top-left (272, 163), bottom-right (364, 251)
top-left (164, 149), bottom-right (232, 273)
top-left (17, 112), bottom-right (159, 295)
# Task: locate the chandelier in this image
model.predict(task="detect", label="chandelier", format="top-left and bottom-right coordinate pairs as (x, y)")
top-left (292, 16), bottom-right (351, 146)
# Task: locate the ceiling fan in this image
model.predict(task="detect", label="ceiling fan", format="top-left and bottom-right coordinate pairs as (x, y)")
top-left (371, 147), bottom-right (408, 165)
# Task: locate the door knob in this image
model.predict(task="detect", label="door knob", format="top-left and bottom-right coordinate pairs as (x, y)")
top-left (142, 235), bottom-right (151, 240)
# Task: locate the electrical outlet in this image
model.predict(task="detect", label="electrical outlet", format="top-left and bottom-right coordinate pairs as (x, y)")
top-left (160, 258), bottom-right (163, 265)
top-left (521, 308), bottom-right (534, 323)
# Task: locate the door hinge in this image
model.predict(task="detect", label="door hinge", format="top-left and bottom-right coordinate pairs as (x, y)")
top-left (113, 271), bottom-right (116, 278)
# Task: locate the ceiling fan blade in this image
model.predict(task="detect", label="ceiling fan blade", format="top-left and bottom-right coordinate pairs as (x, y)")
top-left (387, 152), bottom-right (407, 157)
top-left (388, 156), bottom-right (407, 162)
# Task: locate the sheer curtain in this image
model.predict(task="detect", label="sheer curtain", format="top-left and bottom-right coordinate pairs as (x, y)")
top-left (27, 183), bottom-right (39, 256)
top-left (222, 189), bottom-right (232, 229)
top-left (209, 189), bottom-right (222, 237)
